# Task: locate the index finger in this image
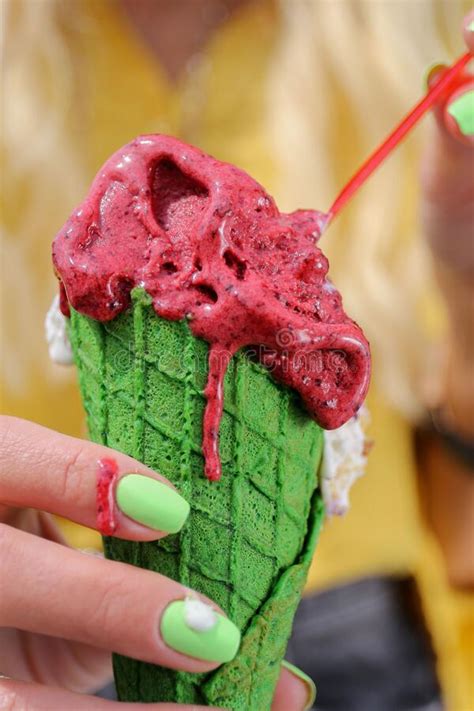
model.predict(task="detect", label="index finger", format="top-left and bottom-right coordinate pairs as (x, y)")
top-left (0, 416), bottom-right (190, 540)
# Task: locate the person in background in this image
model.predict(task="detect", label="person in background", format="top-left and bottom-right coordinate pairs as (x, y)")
top-left (1, 1), bottom-right (473, 709)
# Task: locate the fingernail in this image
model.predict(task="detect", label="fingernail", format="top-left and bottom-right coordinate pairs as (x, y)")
top-left (116, 474), bottom-right (190, 533)
top-left (447, 90), bottom-right (474, 136)
top-left (423, 62), bottom-right (446, 90)
top-left (161, 597), bottom-right (241, 663)
top-left (467, 19), bottom-right (474, 32)
top-left (281, 660), bottom-right (317, 711)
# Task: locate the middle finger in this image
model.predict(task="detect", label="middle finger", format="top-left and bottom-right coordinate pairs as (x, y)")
top-left (0, 525), bottom-right (241, 673)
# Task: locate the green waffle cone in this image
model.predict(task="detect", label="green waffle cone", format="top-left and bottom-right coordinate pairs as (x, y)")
top-left (68, 288), bottom-right (324, 710)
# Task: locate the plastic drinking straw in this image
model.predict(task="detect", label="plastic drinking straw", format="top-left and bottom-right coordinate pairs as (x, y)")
top-left (320, 51), bottom-right (473, 232)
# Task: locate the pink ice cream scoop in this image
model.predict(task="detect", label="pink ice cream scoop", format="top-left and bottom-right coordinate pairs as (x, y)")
top-left (53, 135), bottom-right (371, 480)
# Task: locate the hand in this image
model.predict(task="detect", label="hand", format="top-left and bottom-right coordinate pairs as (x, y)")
top-left (416, 11), bottom-right (474, 593)
top-left (421, 11), bottom-right (474, 273)
top-left (0, 416), bottom-right (314, 710)
top-left (420, 12), bottom-right (474, 433)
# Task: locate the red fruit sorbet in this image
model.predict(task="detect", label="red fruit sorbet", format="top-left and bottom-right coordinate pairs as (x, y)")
top-left (53, 135), bottom-right (371, 480)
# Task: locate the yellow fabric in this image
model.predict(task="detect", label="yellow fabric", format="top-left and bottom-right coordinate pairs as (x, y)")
top-left (2, 1), bottom-right (472, 708)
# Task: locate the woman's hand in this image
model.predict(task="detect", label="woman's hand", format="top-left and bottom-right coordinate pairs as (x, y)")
top-left (421, 12), bottom-right (474, 275)
top-left (417, 11), bottom-right (474, 590)
top-left (0, 416), bottom-right (314, 710)
top-left (420, 11), bottom-right (474, 438)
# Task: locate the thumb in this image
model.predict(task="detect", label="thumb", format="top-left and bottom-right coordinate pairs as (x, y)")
top-left (442, 80), bottom-right (474, 147)
top-left (425, 66), bottom-right (473, 148)
top-left (426, 13), bottom-right (474, 147)
top-left (420, 29), bottom-right (474, 272)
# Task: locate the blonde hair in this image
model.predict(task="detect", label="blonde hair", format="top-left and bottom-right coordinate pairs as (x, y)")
top-left (270, 0), bottom-right (468, 419)
top-left (1, 0), bottom-right (468, 417)
top-left (2, 0), bottom-right (88, 393)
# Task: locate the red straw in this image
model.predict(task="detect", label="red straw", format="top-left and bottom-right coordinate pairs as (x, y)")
top-left (323, 51), bottom-right (473, 230)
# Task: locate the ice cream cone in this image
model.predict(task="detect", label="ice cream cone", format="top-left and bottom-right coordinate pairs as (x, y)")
top-left (68, 287), bottom-right (324, 710)
top-left (54, 134), bottom-right (370, 709)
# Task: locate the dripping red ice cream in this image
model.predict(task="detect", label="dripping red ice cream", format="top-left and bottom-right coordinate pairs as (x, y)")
top-left (53, 135), bottom-right (371, 480)
top-left (96, 457), bottom-right (118, 535)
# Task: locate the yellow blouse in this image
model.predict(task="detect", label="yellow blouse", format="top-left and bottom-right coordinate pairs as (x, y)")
top-left (2, 1), bottom-right (472, 708)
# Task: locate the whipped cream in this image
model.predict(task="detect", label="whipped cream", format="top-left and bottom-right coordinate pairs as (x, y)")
top-left (321, 406), bottom-right (370, 516)
top-left (45, 294), bottom-right (73, 365)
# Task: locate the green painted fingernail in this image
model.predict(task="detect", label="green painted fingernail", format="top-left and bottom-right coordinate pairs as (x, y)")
top-left (161, 598), bottom-right (240, 663)
top-left (467, 19), bottom-right (474, 32)
top-left (116, 474), bottom-right (190, 533)
top-left (447, 91), bottom-right (474, 136)
top-left (282, 660), bottom-right (317, 711)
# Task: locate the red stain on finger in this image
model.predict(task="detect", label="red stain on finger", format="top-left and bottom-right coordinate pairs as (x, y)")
top-left (97, 458), bottom-right (118, 535)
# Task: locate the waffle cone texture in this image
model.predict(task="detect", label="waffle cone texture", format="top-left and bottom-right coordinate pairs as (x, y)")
top-left (68, 288), bottom-right (325, 710)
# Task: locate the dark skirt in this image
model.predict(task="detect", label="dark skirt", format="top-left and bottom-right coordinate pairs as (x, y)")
top-left (286, 576), bottom-right (443, 711)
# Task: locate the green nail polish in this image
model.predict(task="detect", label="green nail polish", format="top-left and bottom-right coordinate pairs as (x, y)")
top-left (281, 660), bottom-right (317, 711)
top-left (161, 599), bottom-right (240, 663)
top-left (468, 19), bottom-right (474, 32)
top-left (447, 91), bottom-right (474, 136)
top-left (116, 474), bottom-right (190, 533)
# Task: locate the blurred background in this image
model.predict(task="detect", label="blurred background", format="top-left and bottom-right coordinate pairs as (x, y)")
top-left (2, 1), bottom-right (473, 710)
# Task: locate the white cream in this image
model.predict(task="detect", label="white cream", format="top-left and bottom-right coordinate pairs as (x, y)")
top-left (45, 294), bottom-right (73, 365)
top-left (183, 595), bottom-right (218, 633)
top-left (321, 406), bottom-right (370, 516)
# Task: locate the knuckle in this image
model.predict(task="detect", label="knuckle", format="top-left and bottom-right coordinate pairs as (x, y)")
top-left (0, 522), bottom-right (14, 564)
top-left (0, 524), bottom-right (16, 622)
top-left (59, 446), bottom-right (89, 505)
top-left (0, 681), bottom-right (27, 711)
top-left (89, 570), bottom-right (135, 634)
top-left (0, 417), bottom-right (20, 479)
